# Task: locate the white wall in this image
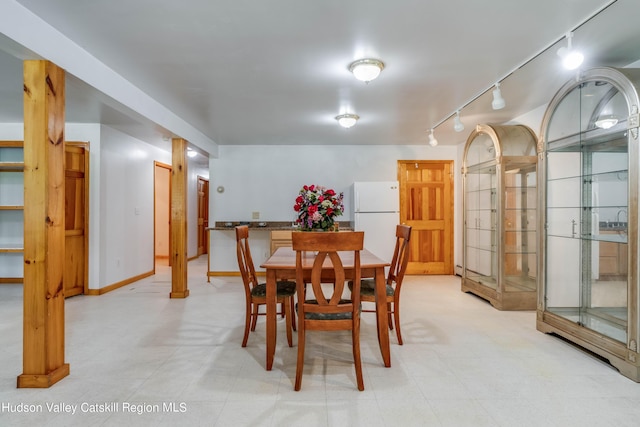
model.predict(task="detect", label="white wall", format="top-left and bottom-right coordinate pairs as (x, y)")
top-left (98, 125), bottom-right (171, 287)
top-left (209, 144), bottom-right (459, 272)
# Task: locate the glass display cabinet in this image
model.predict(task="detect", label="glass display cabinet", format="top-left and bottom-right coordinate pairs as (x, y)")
top-left (462, 124), bottom-right (538, 310)
top-left (538, 67), bottom-right (640, 382)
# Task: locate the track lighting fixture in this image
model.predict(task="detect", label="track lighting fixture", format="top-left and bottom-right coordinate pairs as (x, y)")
top-left (557, 32), bottom-right (584, 70)
top-left (453, 111), bottom-right (465, 132)
top-left (492, 83), bottom-right (505, 110)
top-left (428, 129), bottom-right (438, 147)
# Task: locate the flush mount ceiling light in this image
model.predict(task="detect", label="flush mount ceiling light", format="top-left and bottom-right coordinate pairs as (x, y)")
top-left (492, 83), bottom-right (506, 110)
top-left (349, 58), bottom-right (385, 83)
top-left (187, 147), bottom-right (198, 158)
top-left (557, 32), bottom-right (584, 70)
top-left (595, 115), bottom-right (619, 129)
top-left (453, 111), bottom-right (465, 132)
top-left (428, 129), bottom-right (438, 147)
top-left (336, 113), bottom-right (359, 128)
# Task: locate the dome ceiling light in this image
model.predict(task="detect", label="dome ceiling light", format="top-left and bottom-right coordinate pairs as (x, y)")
top-left (595, 115), bottom-right (619, 129)
top-left (348, 58), bottom-right (385, 83)
top-left (336, 113), bottom-right (359, 128)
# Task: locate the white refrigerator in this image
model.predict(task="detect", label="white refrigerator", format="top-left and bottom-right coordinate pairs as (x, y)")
top-left (352, 181), bottom-right (400, 262)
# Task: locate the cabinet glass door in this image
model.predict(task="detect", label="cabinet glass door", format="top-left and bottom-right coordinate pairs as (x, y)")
top-left (544, 79), bottom-right (629, 344)
top-left (465, 168), bottom-right (497, 288)
top-left (464, 133), bottom-right (498, 289)
top-left (504, 164), bottom-right (536, 292)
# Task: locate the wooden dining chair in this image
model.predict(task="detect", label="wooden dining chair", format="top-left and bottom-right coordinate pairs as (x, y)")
top-left (292, 231), bottom-right (365, 391)
top-left (235, 225), bottom-right (296, 348)
top-left (350, 224), bottom-right (412, 345)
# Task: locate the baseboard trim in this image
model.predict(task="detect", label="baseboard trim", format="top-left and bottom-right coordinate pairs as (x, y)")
top-left (86, 270), bottom-right (155, 295)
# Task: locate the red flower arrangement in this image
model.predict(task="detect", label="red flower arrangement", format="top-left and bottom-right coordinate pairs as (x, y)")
top-left (293, 184), bottom-right (344, 230)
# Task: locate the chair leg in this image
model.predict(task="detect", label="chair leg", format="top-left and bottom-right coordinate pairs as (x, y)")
top-left (387, 302), bottom-right (393, 330)
top-left (242, 301), bottom-right (251, 347)
top-left (352, 317), bottom-right (364, 391)
top-left (393, 301), bottom-right (403, 345)
top-left (250, 304), bottom-right (259, 331)
top-left (294, 324), bottom-right (305, 391)
top-left (285, 297), bottom-right (293, 347)
top-left (290, 297), bottom-right (297, 331)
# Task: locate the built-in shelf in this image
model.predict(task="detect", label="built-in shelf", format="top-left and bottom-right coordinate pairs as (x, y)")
top-left (0, 141), bottom-right (24, 282)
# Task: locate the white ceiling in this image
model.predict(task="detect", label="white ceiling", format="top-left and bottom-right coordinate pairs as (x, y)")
top-left (1, 0), bottom-right (639, 159)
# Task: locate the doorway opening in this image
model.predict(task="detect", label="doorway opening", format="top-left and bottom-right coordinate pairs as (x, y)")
top-left (154, 162), bottom-right (171, 269)
top-left (197, 176), bottom-right (209, 256)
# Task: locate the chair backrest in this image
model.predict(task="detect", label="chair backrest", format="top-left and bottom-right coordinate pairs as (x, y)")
top-left (292, 231), bottom-right (364, 320)
top-left (387, 225), bottom-right (412, 288)
top-left (235, 225), bottom-right (258, 295)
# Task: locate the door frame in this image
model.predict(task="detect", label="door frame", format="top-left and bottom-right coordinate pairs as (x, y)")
top-left (197, 175), bottom-right (209, 256)
top-left (65, 141), bottom-right (90, 297)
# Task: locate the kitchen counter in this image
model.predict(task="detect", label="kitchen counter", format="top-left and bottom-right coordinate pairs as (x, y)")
top-left (208, 221), bottom-right (353, 231)
top-left (206, 220), bottom-right (353, 281)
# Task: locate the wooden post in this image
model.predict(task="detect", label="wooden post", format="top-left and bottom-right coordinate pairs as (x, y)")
top-left (170, 138), bottom-right (189, 298)
top-left (18, 60), bottom-right (69, 388)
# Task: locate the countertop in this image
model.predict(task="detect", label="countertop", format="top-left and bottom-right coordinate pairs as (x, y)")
top-left (208, 221), bottom-right (352, 231)
top-left (599, 221), bottom-right (627, 232)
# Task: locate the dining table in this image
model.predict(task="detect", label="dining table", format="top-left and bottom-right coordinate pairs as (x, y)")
top-left (260, 246), bottom-right (391, 371)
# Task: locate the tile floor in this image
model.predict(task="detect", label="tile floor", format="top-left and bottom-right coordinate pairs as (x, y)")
top-left (1, 256), bottom-right (640, 426)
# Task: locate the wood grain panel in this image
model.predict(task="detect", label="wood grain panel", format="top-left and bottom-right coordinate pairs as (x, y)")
top-left (399, 161), bottom-right (453, 275)
top-left (170, 138), bottom-right (189, 298)
top-left (19, 60), bottom-right (69, 388)
top-left (63, 143), bottom-right (88, 298)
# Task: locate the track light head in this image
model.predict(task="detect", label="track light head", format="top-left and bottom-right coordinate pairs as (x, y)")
top-left (428, 129), bottom-right (438, 147)
top-left (453, 111), bottom-right (465, 132)
top-left (492, 83), bottom-right (505, 110)
top-left (557, 32), bottom-right (584, 70)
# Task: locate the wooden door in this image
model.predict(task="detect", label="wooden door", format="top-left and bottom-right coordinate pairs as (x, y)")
top-left (398, 160), bottom-right (454, 275)
top-left (197, 176), bottom-right (209, 256)
top-left (64, 142), bottom-right (89, 297)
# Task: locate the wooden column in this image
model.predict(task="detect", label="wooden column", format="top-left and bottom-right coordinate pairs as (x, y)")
top-left (18, 60), bottom-right (69, 388)
top-left (170, 138), bottom-right (189, 298)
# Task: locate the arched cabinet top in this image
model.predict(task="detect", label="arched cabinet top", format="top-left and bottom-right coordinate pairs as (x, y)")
top-left (462, 124), bottom-right (537, 173)
top-left (539, 66), bottom-right (640, 153)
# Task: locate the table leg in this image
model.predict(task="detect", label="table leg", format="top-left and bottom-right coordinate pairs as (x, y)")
top-left (374, 266), bottom-right (391, 367)
top-left (206, 229), bottom-right (211, 282)
top-left (265, 269), bottom-right (277, 370)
